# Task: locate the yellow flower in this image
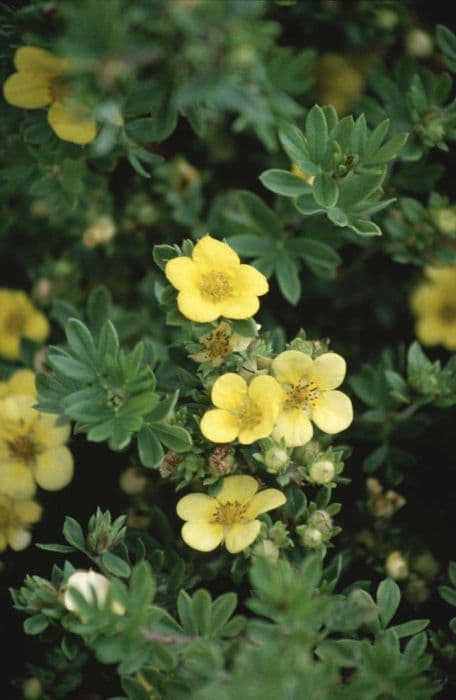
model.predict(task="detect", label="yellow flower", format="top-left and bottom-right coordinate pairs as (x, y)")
top-left (165, 235), bottom-right (268, 323)
top-left (291, 163), bottom-right (315, 185)
top-left (0, 396), bottom-right (73, 498)
top-left (411, 266), bottom-right (456, 350)
top-left (0, 289), bottom-right (49, 361)
top-left (0, 493), bottom-right (42, 552)
top-left (3, 46), bottom-right (96, 145)
top-left (176, 475), bottom-right (286, 553)
top-left (272, 350), bottom-right (353, 447)
top-left (0, 369), bottom-right (36, 400)
top-left (190, 320), bottom-right (254, 367)
top-left (200, 373), bottom-right (283, 445)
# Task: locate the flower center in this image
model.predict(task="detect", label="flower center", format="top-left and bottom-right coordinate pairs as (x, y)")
top-left (284, 379), bottom-right (320, 411)
top-left (8, 436), bottom-right (39, 462)
top-left (211, 500), bottom-right (247, 526)
top-left (439, 302), bottom-right (456, 322)
top-left (0, 497), bottom-right (13, 528)
top-left (200, 272), bottom-right (233, 303)
top-left (236, 397), bottom-right (262, 430)
top-left (4, 310), bottom-right (26, 335)
top-left (204, 327), bottom-right (231, 359)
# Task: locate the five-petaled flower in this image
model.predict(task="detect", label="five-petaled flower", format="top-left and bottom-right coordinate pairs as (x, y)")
top-left (0, 493), bottom-right (42, 552)
top-left (176, 475), bottom-right (286, 553)
top-left (3, 46), bottom-right (97, 145)
top-left (165, 235), bottom-right (268, 323)
top-left (0, 396), bottom-right (73, 498)
top-left (0, 289), bottom-right (49, 361)
top-left (272, 350), bottom-right (353, 447)
top-left (200, 373), bottom-right (283, 445)
top-left (410, 266), bottom-right (456, 350)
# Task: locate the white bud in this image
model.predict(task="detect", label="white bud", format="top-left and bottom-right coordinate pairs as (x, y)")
top-left (309, 510), bottom-right (332, 534)
top-left (264, 446), bottom-right (289, 473)
top-left (64, 570), bottom-right (125, 615)
top-left (309, 459), bottom-right (335, 484)
top-left (302, 526), bottom-right (323, 549)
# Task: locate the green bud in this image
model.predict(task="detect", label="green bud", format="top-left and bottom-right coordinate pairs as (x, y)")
top-left (264, 446), bottom-right (289, 473)
top-left (309, 459), bottom-right (335, 484)
top-left (309, 509), bottom-right (332, 534)
top-left (300, 526), bottom-right (323, 549)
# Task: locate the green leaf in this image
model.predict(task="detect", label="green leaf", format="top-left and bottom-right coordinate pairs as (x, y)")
top-left (306, 105), bottom-right (328, 162)
top-left (87, 286), bottom-right (111, 335)
top-left (279, 123), bottom-right (318, 173)
top-left (153, 244), bottom-right (180, 271)
top-left (449, 562), bottom-right (456, 587)
top-left (436, 25), bottom-right (456, 71)
top-left (363, 133), bottom-right (408, 165)
top-left (101, 551), bottom-right (131, 578)
top-left (295, 193), bottom-right (322, 215)
top-left (226, 235), bottom-right (268, 256)
top-left (275, 252), bottom-right (301, 304)
top-left (210, 593), bottom-right (238, 636)
top-left (36, 543), bottom-right (75, 553)
top-left (63, 516), bottom-right (85, 551)
top-left (260, 169), bottom-right (311, 197)
top-left (66, 319), bottom-right (99, 369)
top-left (230, 191), bottom-right (282, 237)
top-left (137, 426), bottom-right (164, 468)
top-left (97, 321), bottom-right (120, 361)
top-left (292, 238), bottom-right (341, 276)
top-left (338, 171), bottom-right (385, 208)
top-left (390, 619), bottom-right (429, 638)
top-left (313, 173), bottom-right (339, 208)
top-left (24, 615), bottom-right (49, 636)
top-left (230, 318), bottom-right (258, 337)
top-left (377, 578), bottom-right (401, 627)
top-left (439, 585), bottom-right (456, 607)
top-left (47, 354), bottom-right (96, 382)
top-left (177, 590), bottom-right (194, 634)
top-left (407, 342), bottom-right (431, 377)
top-left (327, 207), bottom-right (348, 227)
top-left (151, 423), bottom-right (192, 452)
top-left (347, 218), bottom-right (382, 237)
top-left (191, 589), bottom-right (212, 636)
top-left (363, 119), bottom-right (390, 159)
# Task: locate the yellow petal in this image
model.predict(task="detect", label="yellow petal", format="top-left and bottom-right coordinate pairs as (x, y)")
top-left (0, 532), bottom-right (7, 552)
top-left (212, 373), bottom-right (247, 410)
top-left (441, 324), bottom-right (456, 350)
top-left (14, 499), bottom-right (42, 523)
top-left (0, 461), bottom-right (36, 499)
top-left (235, 264), bottom-right (269, 296)
top-left (0, 333), bottom-right (20, 360)
top-left (47, 101), bottom-right (97, 145)
top-left (14, 46), bottom-right (66, 74)
top-left (6, 369), bottom-right (36, 397)
top-left (8, 527), bottom-right (32, 551)
top-left (165, 256), bottom-right (198, 291)
top-left (216, 475), bottom-right (258, 505)
top-left (415, 317), bottom-right (444, 346)
top-left (218, 294), bottom-right (260, 320)
top-left (192, 235), bottom-right (239, 270)
top-left (311, 390), bottom-right (353, 434)
top-left (225, 521), bottom-right (261, 553)
top-left (308, 353), bottom-right (346, 390)
top-left (200, 408), bottom-right (239, 443)
top-left (34, 414), bottom-right (71, 448)
top-left (244, 488), bottom-right (286, 518)
top-left (181, 521), bottom-right (224, 551)
top-left (177, 289), bottom-right (220, 322)
top-left (3, 71), bottom-right (51, 109)
top-left (23, 311), bottom-right (50, 343)
top-left (273, 407), bottom-right (313, 447)
top-left (248, 375), bottom-right (283, 417)
top-left (176, 493), bottom-right (218, 522)
top-left (34, 446), bottom-right (74, 490)
top-left (0, 396), bottom-right (37, 436)
top-left (272, 350), bottom-right (313, 385)
top-left (238, 422), bottom-right (274, 444)
top-left (410, 283), bottom-right (440, 315)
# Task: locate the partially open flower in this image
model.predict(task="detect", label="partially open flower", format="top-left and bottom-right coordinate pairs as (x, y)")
top-left (200, 373), bottom-right (283, 445)
top-left (165, 235), bottom-right (268, 323)
top-left (272, 350), bottom-right (353, 447)
top-left (176, 475), bottom-right (286, 554)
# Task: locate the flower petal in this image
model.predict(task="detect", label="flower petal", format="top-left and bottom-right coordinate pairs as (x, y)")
top-left (8, 528), bottom-right (32, 551)
top-left (0, 461), bottom-right (36, 499)
top-left (218, 294), bottom-right (260, 320)
top-left (34, 446), bottom-right (74, 491)
top-left (311, 390), bottom-right (353, 434)
top-left (165, 256), bottom-right (198, 291)
top-left (6, 369), bottom-right (36, 397)
top-left (244, 488), bottom-right (286, 518)
top-left (272, 350), bottom-right (313, 385)
top-left (34, 414), bottom-right (71, 448)
top-left (200, 408), bottom-right (239, 443)
top-left (48, 101), bottom-right (97, 145)
top-left (177, 290), bottom-right (220, 322)
top-left (181, 521), bottom-right (224, 552)
top-left (442, 324), bottom-right (456, 350)
top-left (273, 407), bottom-right (313, 447)
top-left (3, 71), bottom-right (52, 109)
top-left (212, 373), bottom-right (247, 410)
top-left (415, 317), bottom-right (445, 346)
top-left (14, 46), bottom-right (66, 74)
top-left (248, 375), bottom-right (283, 417)
top-left (192, 235), bottom-right (239, 270)
top-left (23, 311), bottom-right (50, 343)
top-left (225, 521), bottom-right (261, 553)
top-left (308, 352), bottom-right (346, 390)
top-left (235, 264), bottom-right (269, 296)
top-left (14, 499), bottom-right (42, 523)
top-left (216, 475), bottom-right (258, 505)
top-left (176, 493), bottom-right (218, 522)
top-left (238, 421), bottom-right (275, 444)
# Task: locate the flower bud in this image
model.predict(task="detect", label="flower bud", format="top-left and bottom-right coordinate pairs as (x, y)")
top-left (309, 459), bottom-right (335, 484)
top-left (159, 451), bottom-right (181, 478)
top-left (64, 570), bottom-right (125, 615)
top-left (385, 551), bottom-right (409, 580)
top-left (264, 446), bottom-right (289, 473)
top-left (309, 509), bottom-right (332, 534)
top-left (433, 208), bottom-right (456, 235)
top-left (22, 678), bottom-right (42, 700)
top-left (208, 445), bottom-right (235, 475)
top-left (405, 29), bottom-right (433, 58)
top-left (301, 526), bottom-right (323, 549)
top-left (119, 466), bottom-right (148, 495)
top-left (253, 538), bottom-right (279, 562)
top-left (293, 440), bottom-right (321, 465)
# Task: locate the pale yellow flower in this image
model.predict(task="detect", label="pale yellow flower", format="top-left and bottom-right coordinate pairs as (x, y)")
top-left (410, 266), bottom-right (456, 350)
top-left (176, 475), bottom-right (286, 553)
top-left (190, 321), bottom-right (254, 367)
top-left (0, 493), bottom-right (42, 552)
top-left (165, 235), bottom-right (268, 323)
top-left (0, 289), bottom-right (49, 361)
top-left (0, 369), bottom-right (36, 400)
top-left (3, 46), bottom-right (96, 145)
top-left (0, 396), bottom-right (73, 498)
top-left (272, 350), bottom-right (353, 447)
top-left (200, 373), bottom-right (283, 445)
